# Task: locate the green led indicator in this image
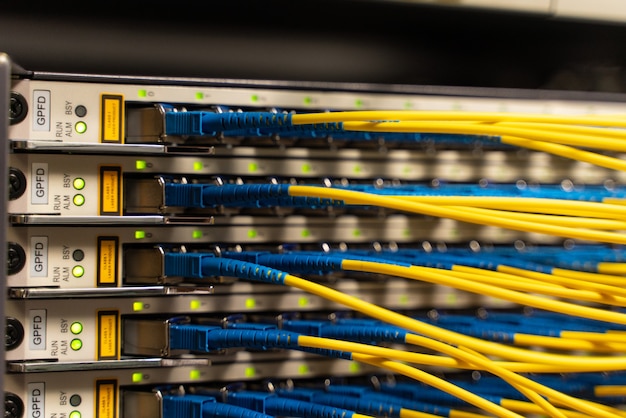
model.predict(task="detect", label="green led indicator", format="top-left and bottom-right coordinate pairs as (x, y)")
top-left (298, 297), bottom-right (309, 307)
top-left (451, 228), bottom-right (459, 237)
top-left (132, 372), bottom-right (143, 383)
top-left (403, 166), bottom-right (411, 175)
top-left (303, 96), bottom-right (313, 105)
top-left (69, 411), bottom-right (81, 418)
top-left (70, 322), bottom-right (83, 334)
top-left (298, 364), bottom-right (309, 375)
top-left (138, 89), bottom-right (147, 98)
top-left (353, 165), bottom-right (362, 174)
top-left (73, 178), bottom-right (85, 190)
top-left (75, 121), bottom-right (87, 134)
top-left (250, 94), bottom-right (259, 103)
top-left (190, 299), bottom-right (201, 310)
top-left (136, 160), bottom-right (147, 170)
top-left (349, 362), bottom-right (361, 373)
top-left (193, 161), bottom-right (203, 171)
top-left (247, 229), bottom-right (258, 239)
top-left (404, 101), bottom-right (413, 109)
top-left (301, 163), bottom-right (311, 174)
top-left (245, 367), bottom-right (256, 377)
top-left (135, 230), bottom-right (146, 239)
top-left (72, 266), bottom-right (84, 278)
top-left (190, 369), bottom-right (201, 380)
top-left (70, 339), bottom-right (83, 351)
top-left (354, 99), bottom-right (363, 108)
top-left (195, 92), bottom-right (204, 100)
top-left (399, 294), bottom-right (409, 305)
top-left (248, 162), bottom-right (258, 172)
top-left (133, 301), bottom-right (144, 311)
top-left (73, 194), bottom-right (85, 206)
top-left (447, 293), bottom-right (458, 306)
top-left (192, 230), bottom-right (203, 239)
top-left (352, 229), bottom-right (361, 237)
top-left (245, 298), bottom-right (256, 309)
top-left (403, 228), bottom-right (411, 238)
top-left (301, 229), bottom-right (311, 238)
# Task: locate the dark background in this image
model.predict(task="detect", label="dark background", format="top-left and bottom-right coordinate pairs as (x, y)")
top-left (2, 1), bottom-right (626, 92)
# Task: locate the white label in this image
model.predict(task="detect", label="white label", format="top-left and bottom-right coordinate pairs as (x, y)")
top-left (32, 90), bottom-right (51, 131)
top-left (31, 163), bottom-right (48, 205)
top-left (30, 236), bottom-right (48, 277)
top-left (27, 382), bottom-right (45, 418)
top-left (29, 309), bottom-right (46, 350)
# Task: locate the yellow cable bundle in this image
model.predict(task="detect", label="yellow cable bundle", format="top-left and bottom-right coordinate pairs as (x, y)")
top-left (290, 110), bottom-right (626, 171)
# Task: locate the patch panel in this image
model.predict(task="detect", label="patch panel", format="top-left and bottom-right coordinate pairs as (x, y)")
top-left (6, 52), bottom-right (626, 418)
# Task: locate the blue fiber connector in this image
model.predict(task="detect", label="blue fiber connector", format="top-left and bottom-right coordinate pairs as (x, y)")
top-left (201, 257), bottom-right (288, 285)
top-left (168, 324), bottom-right (352, 359)
top-left (165, 111), bottom-right (294, 136)
top-left (276, 388), bottom-right (404, 418)
top-left (226, 391), bottom-right (358, 418)
top-left (163, 394), bottom-right (274, 418)
top-left (164, 252), bottom-right (212, 279)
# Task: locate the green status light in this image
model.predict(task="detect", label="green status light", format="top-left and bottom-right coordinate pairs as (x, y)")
top-left (195, 92), bottom-right (204, 100)
top-left (138, 89), bottom-right (147, 98)
top-left (189, 300), bottom-right (201, 310)
top-left (69, 411), bottom-right (81, 418)
top-left (132, 372), bottom-right (143, 383)
top-left (134, 230), bottom-right (146, 239)
top-left (189, 369), bottom-right (201, 380)
top-left (70, 339), bottom-right (83, 351)
top-left (73, 178), bottom-right (85, 190)
top-left (75, 121), bottom-right (87, 134)
top-left (70, 322), bottom-right (83, 334)
top-left (193, 161), bottom-right (203, 171)
top-left (136, 160), bottom-right (147, 170)
top-left (72, 266), bottom-right (84, 278)
top-left (133, 302), bottom-right (144, 311)
top-left (73, 194), bottom-right (85, 206)
top-left (192, 230), bottom-right (203, 239)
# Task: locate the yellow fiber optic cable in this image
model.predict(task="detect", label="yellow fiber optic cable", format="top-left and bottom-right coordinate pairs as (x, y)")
top-left (299, 334), bottom-right (613, 417)
top-left (444, 265), bottom-right (626, 305)
top-left (508, 334), bottom-right (626, 352)
top-left (497, 397), bottom-right (599, 418)
top-left (287, 185), bottom-right (626, 244)
top-left (283, 272), bottom-right (626, 368)
top-left (336, 122), bottom-right (626, 171)
top-left (289, 110), bottom-right (626, 128)
top-left (597, 262), bottom-right (626, 275)
top-left (342, 121), bottom-right (626, 152)
top-left (303, 334), bottom-right (625, 418)
top-left (497, 135), bottom-right (626, 172)
top-left (398, 196), bottom-right (626, 220)
top-left (457, 346), bottom-right (570, 418)
top-left (403, 335), bottom-right (626, 418)
top-left (454, 265), bottom-right (626, 299)
top-left (594, 386), bottom-right (626, 397)
top-left (436, 266), bottom-right (626, 307)
top-left (445, 205), bottom-right (626, 230)
top-left (349, 353), bottom-right (525, 418)
top-left (498, 265), bottom-right (626, 287)
top-left (345, 260), bottom-right (626, 324)
top-left (494, 121), bottom-right (626, 139)
top-left (452, 265), bottom-right (626, 296)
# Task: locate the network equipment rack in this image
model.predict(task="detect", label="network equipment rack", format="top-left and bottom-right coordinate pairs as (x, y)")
top-left (5, 50), bottom-right (626, 418)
